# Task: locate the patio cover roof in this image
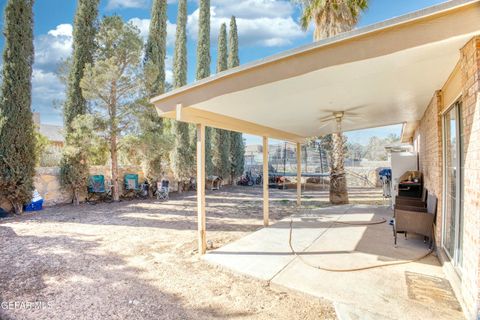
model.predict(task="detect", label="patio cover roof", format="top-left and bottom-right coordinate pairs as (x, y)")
top-left (151, 0), bottom-right (480, 142)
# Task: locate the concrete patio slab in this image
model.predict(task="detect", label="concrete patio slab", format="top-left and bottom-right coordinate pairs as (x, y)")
top-left (204, 205), bottom-right (464, 320)
top-left (204, 205), bottom-right (351, 281)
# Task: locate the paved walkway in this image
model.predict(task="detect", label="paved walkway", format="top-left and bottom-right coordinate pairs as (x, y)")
top-left (204, 205), bottom-right (464, 320)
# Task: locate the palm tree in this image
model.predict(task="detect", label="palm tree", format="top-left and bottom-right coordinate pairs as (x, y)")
top-left (295, 0), bottom-right (368, 41)
top-left (293, 0), bottom-right (368, 204)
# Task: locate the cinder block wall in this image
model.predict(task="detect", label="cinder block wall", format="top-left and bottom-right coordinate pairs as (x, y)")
top-left (1, 165), bottom-right (151, 209)
top-left (414, 36), bottom-right (480, 320)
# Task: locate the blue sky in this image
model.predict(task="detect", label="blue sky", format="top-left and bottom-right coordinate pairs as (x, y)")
top-left (0, 0), bottom-right (448, 144)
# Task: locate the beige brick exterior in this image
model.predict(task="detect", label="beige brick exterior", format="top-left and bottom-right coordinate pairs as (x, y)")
top-left (416, 91), bottom-right (444, 248)
top-left (414, 36), bottom-right (480, 320)
top-left (459, 36), bottom-right (480, 320)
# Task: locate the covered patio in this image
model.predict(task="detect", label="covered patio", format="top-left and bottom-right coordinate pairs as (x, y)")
top-left (204, 204), bottom-right (463, 319)
top-left (150, 1), bottom-right (480, 318)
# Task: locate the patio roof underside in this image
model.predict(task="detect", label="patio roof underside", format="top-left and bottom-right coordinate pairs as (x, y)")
top-left (151, 0), bottom-right (480, 143)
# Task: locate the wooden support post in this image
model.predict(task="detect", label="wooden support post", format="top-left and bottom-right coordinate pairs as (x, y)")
top-left (297, 142), bottom-right (302, 206)
top-left (263, 136), bottom-right (269, 227)
top-left (196, 123), bottom-right (206, 254)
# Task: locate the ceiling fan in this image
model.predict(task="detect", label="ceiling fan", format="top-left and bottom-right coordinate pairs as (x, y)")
top-left (317, 105), bottom-right (367, 133)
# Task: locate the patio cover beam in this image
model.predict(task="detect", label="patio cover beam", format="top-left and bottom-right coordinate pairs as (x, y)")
top-left (160, 108), bottom-right (305, 143)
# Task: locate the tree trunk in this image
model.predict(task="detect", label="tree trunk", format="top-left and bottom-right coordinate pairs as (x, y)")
top-left (178, 181), bottom-right (184, 193)
top-left (329, 132), bottom-right (349, 204)
top-left (110, 81), bottom-right (120, 202)
top-left (72, 188), bottom-right (80, 206)
top-left (12, 202), bottom-right (23, 214)
top-left (318, 143), bottom-right (324, 173)
top-left (148, 185), bottom-right (154, 198)
top-left (111, 133), bottom-right (120, 202)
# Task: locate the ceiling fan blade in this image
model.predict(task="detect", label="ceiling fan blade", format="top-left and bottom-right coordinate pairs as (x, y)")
top-left (343, 114), bottom-right (363, 119)
top-left (344, 104), bottom-right (369, 113)
top-left (318, 115), bottom-right (336, 123)
top-left (318, 121), bottom-right (332, 129)
top-left (319, 105), bottom-right (368, 115)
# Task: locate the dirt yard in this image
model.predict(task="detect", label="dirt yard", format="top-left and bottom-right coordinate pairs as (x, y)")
top-left (0, 186), bottom-right (384, 320)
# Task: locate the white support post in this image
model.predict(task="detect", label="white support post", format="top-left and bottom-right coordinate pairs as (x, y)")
top-left (263, 136), bottom-right (269, 227)
top-left (196, 123), bottom-right (206, 254)
top-left (297, 142), bottom-right (302, 206)
top-left (176, 104), bottom-right (183, 121)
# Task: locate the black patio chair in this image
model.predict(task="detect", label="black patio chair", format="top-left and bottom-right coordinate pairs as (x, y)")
top-left (394, 194), bottom-right (437, 248)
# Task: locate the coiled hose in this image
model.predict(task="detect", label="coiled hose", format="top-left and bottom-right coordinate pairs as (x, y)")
top-left (288, 217), bottom-right (434, 272)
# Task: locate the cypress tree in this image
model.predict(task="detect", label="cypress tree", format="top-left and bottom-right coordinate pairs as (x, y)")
top-left (228, 16), bottom-right (245, 182)
top-left (212, 23), bottom-right (230, 179)
top-left (228, 16), bottom-right (240, 69)
top-left (140, 0), bottom-right (169, 192)
top-left (171, 0), bottom-right (194, 191)
top-left (196, 0), bottom-right (211, 80)
top-left (144, 0), bottom-right (167, 96)
top-left (230, 129), bottom-right (245, 182)
top-left (216, 23), bottom-right (228, 73)
top-left (61, 0), bottom-right (99, 205)
top-left (196, 0), bottom-right (213, 175)
top-left (172, 0), bottom-right (187, 89)
top-left (64, 0), bottom-right (99, 131)
top-left (0, 0), bottom-right (36, 213)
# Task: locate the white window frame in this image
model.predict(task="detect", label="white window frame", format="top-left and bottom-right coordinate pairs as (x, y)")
top-left (441, 99), bottom-right (463, 273)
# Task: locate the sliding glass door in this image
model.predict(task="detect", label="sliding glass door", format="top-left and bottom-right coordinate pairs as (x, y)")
top-left (442, 101), bottom-right (464, 269)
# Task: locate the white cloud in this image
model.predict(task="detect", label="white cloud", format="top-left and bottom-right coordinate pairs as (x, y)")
top-left (31, 69), bottom-right (65, 123)
top-left (107, 0), bottom-right (177, 10)
top-left (48, 24), bottom-right (73, 37)
top-left (107, 0), bottom-right (148, 10)
top-left (187, 1), bottom-right (305, 47)
top-left (35, 24), bottom-right (73, 72)
top-left (31, 24), bottom-right (73, 124)
top-left (128, 18), bottom-right (177, 47)
top-left (210, 0), bottom-right (294, 19)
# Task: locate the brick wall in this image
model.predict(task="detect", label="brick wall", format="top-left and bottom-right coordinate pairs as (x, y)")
top-left (458, 36), bottom-right (480, 320)
top-left (414, 36), bottom-right (480, 320)
top-left (414, 91), bottom-right (443, 248)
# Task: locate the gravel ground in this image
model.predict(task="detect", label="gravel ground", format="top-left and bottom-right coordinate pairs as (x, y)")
top-left (0, 186), bottom-right (382, 320)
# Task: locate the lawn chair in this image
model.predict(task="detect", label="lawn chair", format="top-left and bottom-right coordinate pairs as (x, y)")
top-left (394, 194), bottom-right (437, 248)
top-left (87, 175), bottom-right (111, 203)
top-left (156, 179), bottom-right (170, 201)
top-left (123, 174), bottom-right (141, 199)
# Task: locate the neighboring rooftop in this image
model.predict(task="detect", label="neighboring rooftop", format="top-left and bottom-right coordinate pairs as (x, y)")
top-left (33, 112), bottom-right (64, 143)
top-left (39, 124), bottom-right (64, 143)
